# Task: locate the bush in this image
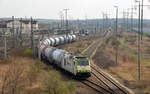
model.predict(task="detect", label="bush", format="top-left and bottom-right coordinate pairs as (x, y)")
top-left (124, 37), bottom-right (129, 43)
top-left (23, 88), bottom-right (41, 94)
top-left (0, 61), bottom-right (26, 94)
top-left (143, 33), bottom-right (148, 38)
top-left (42, 71), bottom-right (75, 94)
top-left (26, 60), bottom-right (46, 86)
top-left (0, 57), bottom-right (11, 64)
top-left (34, 60), bottom-right (45, 72)
top-left (24, 49), bottom-right (33, 55)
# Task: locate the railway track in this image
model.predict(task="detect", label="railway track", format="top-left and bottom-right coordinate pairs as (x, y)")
top-left (91, 65), bottom-right (127, 94)
top-left (80, 79), bottom-right (114, 94)
top-left (81, 38), bottom-right (102, 58)
top-left (80, 31), bottom-right (131, 94)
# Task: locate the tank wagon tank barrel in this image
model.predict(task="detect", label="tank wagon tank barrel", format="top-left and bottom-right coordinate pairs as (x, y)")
top-left (42, 34), bottom-right (76, 47)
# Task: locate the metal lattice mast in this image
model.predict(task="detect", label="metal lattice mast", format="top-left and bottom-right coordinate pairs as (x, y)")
top-left (12, 16), bottom-right (15, 48)
top-left (63, 9), bottom-right (69, 37)
top-left (114, 6), bottom-right (118, 64)
top-left (3, 28), bottom-right (7, 58)
top-left (31, 17), bottom-right (35, 57)
top-left (19, 18), bottom-right (23, 47)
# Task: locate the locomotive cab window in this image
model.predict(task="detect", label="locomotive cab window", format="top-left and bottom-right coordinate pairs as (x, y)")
top-left (78, 61), bottom-right (89, 66)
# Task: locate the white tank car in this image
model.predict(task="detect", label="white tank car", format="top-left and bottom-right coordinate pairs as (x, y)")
top-left (68, 35), bottom-right (73, 42)
top-left (43, 40), bottom-right (49, 45)
top-left (41, 34), bottom-right (77, 47)
top-left (44, 47), bottom-right (56, 62)
top-left (45, 39), bottom-right (51, 45)
top-left (52, 49), bottom-right (66, 66)
top-left (47, 38), bottom-right (51, 46)
top-left (39, 44), bottom-right (91, 77)
top-left (65, 36), bottom-right (70, 43)
top-left (49, 38), bottom-right (55, 46)
top-left (54, 37), bottom-right (60, 46)
top-left (59, 36), bottom-right (65, 44)
top-left (72, 35), bottom-right (76, 41)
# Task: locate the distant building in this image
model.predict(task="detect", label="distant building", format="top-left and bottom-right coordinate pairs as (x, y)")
top-left (0, 20), bottom-right (39, 34)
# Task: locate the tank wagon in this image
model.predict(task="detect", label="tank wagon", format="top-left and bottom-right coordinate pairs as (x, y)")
top-left (39, 44), bottom-right (91, 77)
top-left (42, 35), bottom-right (76, 46)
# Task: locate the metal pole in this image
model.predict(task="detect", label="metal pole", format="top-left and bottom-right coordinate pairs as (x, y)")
top-left (62, 14), bottom-right (64, 29)
top-left (38, 33), bottom-right (41, 60)
top-left (20, 18), bottom-right (23, 47)
top-left (3, 28), bottom-right (7, 58)
top-left (12, 16), bottom-right (15, 48)
top-left (131, 7), bottom-right (134, 32)
top-left (114, 6), bottom-right (118, 64)
top-left (127, 9), bottom-right (129, 32)
top-left (141, 0), bottom-right (143, 40)
top-left (102, 13), bottom-right (104, 32)
top-left (31, 17), bottom-right (35, 57)
top-left (59, 11), bottom-right (63, 28)
top-left (138, 1), bottom-right (141, 81)
top-left (116, 7), bottom-right (118, 65)
top-left (64, 9), bottom-right (69, 37)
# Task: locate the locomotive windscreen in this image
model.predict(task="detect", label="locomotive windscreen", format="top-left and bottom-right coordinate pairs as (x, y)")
top-left (78, 61), bottom-right (89, 66)
top-left (75, 56), bottom-right (87, 59)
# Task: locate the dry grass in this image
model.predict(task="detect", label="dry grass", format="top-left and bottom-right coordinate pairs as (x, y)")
top-left (62, 40), bottom-right (94, 55)
top-left (0, 49), bottom-right (76, 94)
top-left (93, 32), bottom-right (150, 94)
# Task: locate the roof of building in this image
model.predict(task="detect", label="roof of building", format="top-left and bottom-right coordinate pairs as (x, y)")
top-left (0, 20), bottom-right (38, 24)
top-left (19, 20), bottom-right (37, 24)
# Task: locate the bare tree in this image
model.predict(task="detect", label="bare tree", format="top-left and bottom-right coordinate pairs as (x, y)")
top-left (0, 61), bottom-right (25, 94)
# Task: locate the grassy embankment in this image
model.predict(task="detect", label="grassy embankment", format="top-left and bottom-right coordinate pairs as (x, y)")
top-left (0, 38), bottom-right (95, 94)
top-left (0, 49), bottom-right (75, 94)
top-left (61, 39), bottom-right (94, 55)
top-left (93, 32), bottom-right (150, 94)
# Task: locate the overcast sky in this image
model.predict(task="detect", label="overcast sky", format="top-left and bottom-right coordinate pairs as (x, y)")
top-left (0, 0), bottom-right (150, 19)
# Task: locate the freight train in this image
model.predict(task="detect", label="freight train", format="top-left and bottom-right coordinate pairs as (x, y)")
top-left (42, 35), bottom-right (76, 46)
top-left (38, 43), bottom-right (91, 78)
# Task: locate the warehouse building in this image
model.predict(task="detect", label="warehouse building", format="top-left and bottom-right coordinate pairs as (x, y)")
top-left (0, 19), bottom-right (39, 34)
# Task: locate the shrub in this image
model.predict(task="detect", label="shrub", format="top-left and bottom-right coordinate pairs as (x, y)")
top-left (24, 49), bottom-right (33, 55)
top-left (143, 33), bottom-right (148, 38)
top-left (42, 71), bottom-right (75, 94)
top-left (0, 57), bottom-right (11, 64)
top-left (23, 88), bottom-right (41, 94)
top-left (124, 37), bottom-right (129, 43)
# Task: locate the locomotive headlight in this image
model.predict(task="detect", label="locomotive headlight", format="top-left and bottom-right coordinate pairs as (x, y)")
top-left (78, 70), bottom-right (80, 72)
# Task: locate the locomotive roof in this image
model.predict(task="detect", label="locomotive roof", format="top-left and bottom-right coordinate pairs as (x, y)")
top-left (75, 56), bottom-right (88, 59)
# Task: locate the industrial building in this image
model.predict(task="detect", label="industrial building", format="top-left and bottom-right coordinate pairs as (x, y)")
top-left (0, 19), bottom-right (39, 34)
